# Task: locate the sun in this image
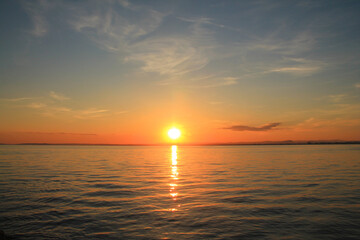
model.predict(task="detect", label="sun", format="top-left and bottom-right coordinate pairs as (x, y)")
top-left (168, 127), bottom-right (181, 140)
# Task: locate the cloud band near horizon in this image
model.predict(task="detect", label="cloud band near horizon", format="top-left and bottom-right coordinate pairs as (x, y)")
top-left (224, 122), bottom-right (281, 132)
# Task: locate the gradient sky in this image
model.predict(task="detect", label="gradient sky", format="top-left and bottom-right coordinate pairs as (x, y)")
top-left (1, 0), bottom-right (360, 144)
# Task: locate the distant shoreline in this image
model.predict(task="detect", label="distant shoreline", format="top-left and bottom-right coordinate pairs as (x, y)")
top-left (1, 140), bottom-right (360, 146)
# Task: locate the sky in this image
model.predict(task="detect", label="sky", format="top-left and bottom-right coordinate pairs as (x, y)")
top-left (0, 0), bottom-right (360, 144)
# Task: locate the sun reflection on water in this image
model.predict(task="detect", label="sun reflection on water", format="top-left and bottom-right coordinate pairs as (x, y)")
top-left (169, 145), bottom-right (180, 211)
top-left (171, 145), bottom-right (177, 165)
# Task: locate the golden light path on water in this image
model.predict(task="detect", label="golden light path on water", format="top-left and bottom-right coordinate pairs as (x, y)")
top-left (169, 145), bottom-right (180, 212)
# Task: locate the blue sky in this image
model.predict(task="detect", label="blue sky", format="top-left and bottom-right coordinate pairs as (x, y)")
top-left (0, 0), bottom-right (360, 143)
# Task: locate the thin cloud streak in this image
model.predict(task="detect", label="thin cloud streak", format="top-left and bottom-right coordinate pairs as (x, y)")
top-left (224, 122), bottom-right (281, 132)
top-left (74, 108), bottom-right (109, 119)
top-left (9, 131), bottom-right (97, 136)
top-left (269, 66), bottom-right (320, 75)
top-left (295, 117), bottom-right (360, 131)
top-left (2, 92), bottom-right (110, 120)
top-left (189, 76), bottom-right (238, 88)
top-left (267, 57), bottom-right (324, 76)
top-left (328, 94), bottom-right (347, 103)
top-left (0, 97), bottom-right (34, 102)
top-left (49, 91), bottom-right (69, 101)
top-left (27, 102), bottom-right (47, 109)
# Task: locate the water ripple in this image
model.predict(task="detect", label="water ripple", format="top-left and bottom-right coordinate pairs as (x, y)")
top-left (0, 145), bottom-right (359, 239)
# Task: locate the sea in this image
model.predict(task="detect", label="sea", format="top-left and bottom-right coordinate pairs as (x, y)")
top-left (0, 144), bottom-right (360, 239)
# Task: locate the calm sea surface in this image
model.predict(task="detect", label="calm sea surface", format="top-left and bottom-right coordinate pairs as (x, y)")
top-left (1, 145), bottom-right (360, 239)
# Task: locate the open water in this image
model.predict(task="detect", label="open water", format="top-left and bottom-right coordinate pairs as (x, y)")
top-left (0, 145), bottom-right (360, 239)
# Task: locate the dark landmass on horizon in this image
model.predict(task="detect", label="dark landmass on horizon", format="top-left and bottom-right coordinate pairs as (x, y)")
top-left (1, 140), bottom-right (360, 146)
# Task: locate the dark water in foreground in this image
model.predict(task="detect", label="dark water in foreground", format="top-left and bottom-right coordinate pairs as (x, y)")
top-left (0, 145), bottom-right (360, 239)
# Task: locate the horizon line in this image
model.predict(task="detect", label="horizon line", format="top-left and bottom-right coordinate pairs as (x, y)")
top-left (1, 140), bottom-right (360, 146)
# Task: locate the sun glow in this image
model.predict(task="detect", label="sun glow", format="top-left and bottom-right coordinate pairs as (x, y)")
top-left (168, 128), bottom-right (181, 140)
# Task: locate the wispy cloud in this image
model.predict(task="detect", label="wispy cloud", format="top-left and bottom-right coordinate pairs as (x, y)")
top-left (189, 76), bottom-right (238, 88)
top-left (17, 131), bottom-right (97, 136)
top-left (69, 1), bottom-right (165, 52)
top-left (222, 77), bottom-right (238, 86)
top-left (295, 117), bottom-right (360, 131)
top-left (269, 66), bottom-right (320, 75)
top-left (74, 108), bottom-right (109, 119)
top-left (22, 1), bottom-right (327, 87)
top-left (260, 31), bottom-right (316, 55)
top-left (118, 0), bottom-right (131, 9)
top-left (127, 38), bottom-right (209, 77)
top-left (224, 122), bottom-right (281, 131)
top-left (22, 0), bottom-right (53, 37)
top-left (328, 94), bottom-right (347, 103)
top-left (66, 2), bottom-right (224, 86)
top-left (49, 91), bottom-right (69, 101)
top-left (79, 109), bottom-right (108, 115)
top-left (2, 92), bottom-right (110, 120)
top-left (0, 97), bottom-right (34, 102)
top-left (242, 33), bottom-right (323, 76)
top-left (52, 107), bottom-right (71, 112)
top-left (27, 102), bottom-right (47, 109)
top-left (39, 106), bottom-right (110, 119)
top-left (268, 57), bottom-right (323, 76)
top-left (40, 106), bottom-right (72, 117)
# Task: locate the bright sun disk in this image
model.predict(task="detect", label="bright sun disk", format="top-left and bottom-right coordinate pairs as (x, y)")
top-left (168, 128), bottom-right (181, 140)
